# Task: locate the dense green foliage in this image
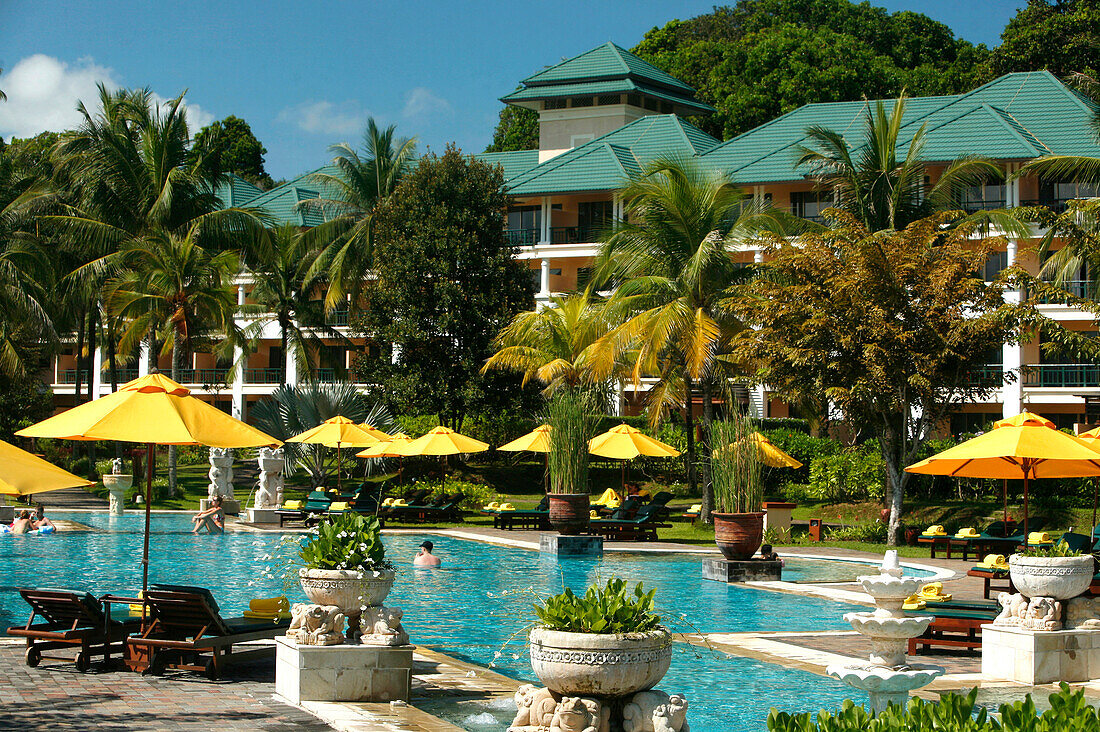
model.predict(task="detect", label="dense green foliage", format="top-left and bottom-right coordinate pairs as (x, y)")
top-left (298, 513), bottom-right (389, 571)
top-left (993, 0), bottom-right (1100, 78)
top-left (768, 684), bottom-right (1100, 731)
top-left (535, 579), bottom-right (660, 634)
top-left (357, 147), bottom-right (533, 429)
top-left (808, 442), bottom-right (886, 503)
top-left (191, 115), bottom-right (273, 189)
top-left (0, 376), bottom-right (53, 442)
top-left (484, 105), bottom-right (538, 153)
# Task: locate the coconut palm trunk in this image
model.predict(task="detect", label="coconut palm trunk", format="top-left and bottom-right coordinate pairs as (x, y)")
top-left (683, 371), bottom-right (698, 503)
top-left (700, 377), bottom-right (715, 524)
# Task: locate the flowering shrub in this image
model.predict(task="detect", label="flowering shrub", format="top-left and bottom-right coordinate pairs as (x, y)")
top-left (298, 513), bottom-right (390, 571)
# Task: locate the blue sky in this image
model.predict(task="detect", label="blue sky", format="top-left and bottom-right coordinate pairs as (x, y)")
top-left (0, 0), bottom-right (1021, 180)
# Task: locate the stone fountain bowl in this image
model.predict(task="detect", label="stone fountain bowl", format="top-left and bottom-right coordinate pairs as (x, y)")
top-left (529, 627), bottom-right (672, 697)
top-left (1009, 555), bottom-right (1095, 601)
top-left (844, 612), bottom-right (933, 639)
top-left (826, 663), bottom-right (945, 693)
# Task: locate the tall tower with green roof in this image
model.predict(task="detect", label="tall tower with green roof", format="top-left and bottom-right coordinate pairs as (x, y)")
top-left (501, 42), bottom-right (714, 163)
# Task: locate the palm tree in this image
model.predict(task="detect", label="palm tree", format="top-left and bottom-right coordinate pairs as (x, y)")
top-left (104, 226), bottom-right (241, 496)
top-left (239, 224), bottom-right (345, 384)
top-left (591, 156), bottom-right (786, 522)
top-left (299, 119), bottom-right (417, 311)
top-left (481, 288), bottom-right (622, 400)
top-left (797, 95), bottom-right (1013, 232)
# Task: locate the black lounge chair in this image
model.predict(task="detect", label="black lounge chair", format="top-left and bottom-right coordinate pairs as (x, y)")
top-left (275, 490), bottom-right (333, 526)
top-left (591, 501), bottom-right (670, 541)
top-left (494, 496), bottom-right (551, 530)
top-left (947, 520), bottom-right (1019, 561)
top-left (116, 584), bottom-right (290, 680)
top-left (7, 588), bottom-right (144, 671)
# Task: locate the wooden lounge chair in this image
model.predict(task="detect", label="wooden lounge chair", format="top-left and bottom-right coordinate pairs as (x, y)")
top-left (906, 599), bottom-right (999, 654)
top-left (946, 520), bottom-right (1018, 561)
top-left (591, 502), bottom-right (670, 541)
top-left (117, 584), bottom-right (290, 680)
top-left (7, 588), bottom-right (144, 672)
top-left (275, 490), bottom-right (333, 526)
top-left (495, 496), bottom-right (551, 530)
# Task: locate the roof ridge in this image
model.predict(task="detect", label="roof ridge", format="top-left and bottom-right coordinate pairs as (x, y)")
top-left (985, 105), bottom-right (1050, 156)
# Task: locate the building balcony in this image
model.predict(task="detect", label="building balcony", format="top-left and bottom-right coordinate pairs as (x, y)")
top-left (1023, 364), bottom-right (1100, 389)
top-left (966, 364), bottom-right (1005, 388)
top-left (56, 368), bottom-right (139, 385)
top-left (506, 228), bottom-right (540, 246)
top-left (244, 368), bottom-right (285, 384)
top-left (325, 308), bottom-right (350, 327)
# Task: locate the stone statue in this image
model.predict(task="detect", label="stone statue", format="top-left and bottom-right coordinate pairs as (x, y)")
top-left (255, 447), bottom-right (285, 509)
top-left (287, 603), bottom-right (345, 646)
top-left (111, 457), bottom-right (124, 475)
top-left (1022, 596), bottom-right (1062, 631)
top-left (208, 447), bottom-right (234, 500)
top-left (994, 592), bottom-right (1028, 626)
top-left (1066, 597), bottom-right (1100, 629)
top-left (550, 697), bottom-right (609, 732)
top-left (508, 685), bottom-right (558, 732)
top-left (360, 605), bottom-right (409, 646)
top-left (623, 691), bottom-right (690, 732)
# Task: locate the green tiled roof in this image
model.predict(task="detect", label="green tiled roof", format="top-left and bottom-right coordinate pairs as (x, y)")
top-left (214, 174), bottom-right (264, 208)
top-left (477, 150), bottom-right (540, 180)
top-left (246, 165), bottom-right (341, 227)
top-left (504, 115), bottom-right (719, 196)
top-left (503, 78), bottom-right (715, 115)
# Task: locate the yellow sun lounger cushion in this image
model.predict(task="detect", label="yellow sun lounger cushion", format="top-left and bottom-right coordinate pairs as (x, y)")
top-left (329, 502), bottom-right (349, 512)
top-left (281, 500), bottom-right (303, 510)
top-left (1028, 532), bottom-right (1052, 544)
top-left (590, 510), bottom-right (599, 519)
top-left (922, 525), bottom-right (946, 536)
top-left (918, 582), bottom-right (952, 603)
top-left (977, 554), bottom-right (1010, 571)
top-left (902, 594), bottom-right (926, 611)
top-left (391, 498), bottom-right (408, 507)
top-left (484, 502), bottom-right (500, 511)
top-left (955, 527), bottom-right (979, 538)
top-left (249, 596), bottom-right (289, 614)
top-left (686, 504), bottom-right (702, 515)
top-left (498, 503), bottom-right (515, 511)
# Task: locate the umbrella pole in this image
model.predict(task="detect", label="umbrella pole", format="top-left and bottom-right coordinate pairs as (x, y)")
top-left (337, 444), bottom-right (342, 493)
top-left (544, 453), bottom-right (549, 494)
top-left (1003, 479), bottom-right (1008, 524)
top-left (142, 442), bottom-right (153, 622)
top-left (621, 461), bottom-right (626, 490)
top-left (1093, 476), bottom-right (1098, 529)
top-left (1023, 468), bottom-right (1030, 546)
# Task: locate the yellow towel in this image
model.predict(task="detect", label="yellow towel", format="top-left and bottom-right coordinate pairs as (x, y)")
top-left (128, 591), bottom-right (146, 615)
top-left (918, 582), bottom-right (952, 603)
top-left (590, 510), bottom-right (599, 518)
top-left (955, 527), bottom-right (979, 538)
top-left (499, 503), bottom-right (515, 511)
top-left (484, 502), bottom-right (500, 510)
top-left (1029, 531), bottom-right (1051, 544)
top-left (249, 596), bottom-right (289, 614)
top-left (922, 525), bottom-right (946, 536)
top-left (282, 500), bottom-right (302, 510)
top-left (391, 498), bottom-right (407, 506)
top-left (329, 502), bottom-right (348, 512)
top-left (978, 554), bottom-right (1009, 571)
top-left (382, 497), bottom-right (395, 507)
top-left (686, 504), bottom-right (702, 515)
top-left (242, 610), bottom-right (291, 621)
top-left (902, 594), bottom-right (927, 611)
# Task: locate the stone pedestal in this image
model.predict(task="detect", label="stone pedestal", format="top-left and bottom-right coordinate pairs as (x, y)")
top-left (103, 474), bottom-right (132, 516)
top-left (540, 533), bottom-right (603, 556)
top-left (702, 557), bottom-right (782, 583)
top-left (981, 624), bottom-right (1100, 684)
top-left (246, 507), bottom-right (279, 524)
top-left (274, 637), bottom-right (413, 704)
top-left (762, 501), bottom-right (796, 536)
top-left (199, 497), bottom-right (240, 516)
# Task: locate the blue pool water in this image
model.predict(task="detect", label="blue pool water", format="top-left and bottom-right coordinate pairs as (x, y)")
top-left (0, 513), bottom-right (923, 730)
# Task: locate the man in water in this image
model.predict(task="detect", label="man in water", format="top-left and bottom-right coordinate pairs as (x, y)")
top-left (191, 495), bottom-right (225, 533)
top-left (11, 510), bottom-right (33, 534)
top-left (413, 540), bottom-right (441, 567)
top-left (32, 505), bottom-right (56, 532)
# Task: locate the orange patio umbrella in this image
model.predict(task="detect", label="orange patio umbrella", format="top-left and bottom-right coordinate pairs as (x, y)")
top-left (355, 433), bottom-right (414, 483)
top-left (1076, 426), bottom-right (1100, 526)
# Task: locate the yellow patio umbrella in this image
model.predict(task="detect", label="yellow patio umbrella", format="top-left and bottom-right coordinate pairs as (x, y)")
top-left (906, 411), bottom-right (1100, 540)
top-left (1076, 425), bottom-right (1100, 526)
top-left (498, 424), bottom-right (552, 492)
top-left (714, 432), bottom-right (802, 469)
top-left (357, 423), bottom-right (393, 442)
top-left (588, 423), bottom-right (680, 489)
top-left (391, 426), bottom-right (489, 456)
top-left (286, 416), bottom-right (383, 492)
top-left (15, 372), bottom-right (280, 596)
top-left (0, 439), bottom-right (94, 496)
top-left (355, 433), bottom-right (414, 482)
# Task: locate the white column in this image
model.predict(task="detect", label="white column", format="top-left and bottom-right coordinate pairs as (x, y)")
top-left (540, 196), bottom-right (551, 244)
top-left (91, 346), bottom-right (103, 400)
top-left (539, 258), bottom-right (550, 296)
top-left (232, 284), bottom-right (245, 418)
top-left (139, 340), bottom-right (151, 377)
top-left (1003, 237), bottom-right (1024, 418)
top-left (751, 248), bottom-right (767, 416)
top-left (612, 382), bottom-right (624, 417)
top-left (286, 336), bottom-right (299, 386)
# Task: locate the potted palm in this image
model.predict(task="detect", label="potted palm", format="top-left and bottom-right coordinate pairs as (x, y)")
top-left (546, 390), bottom-right (595, 534)
top-left (710, 416), bottom-right (765, 560)
top-left (297, 513), bottom-right (394, 639)
top-left (529, 578), bottom-right (671, 697)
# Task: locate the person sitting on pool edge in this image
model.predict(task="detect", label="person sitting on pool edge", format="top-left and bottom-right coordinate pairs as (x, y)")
top-left (192, 495), bottom-right (225, 534)
top-left (413, 540), bottom-right (441, 567)
top-left (11, 510), bottom-right (33, 534)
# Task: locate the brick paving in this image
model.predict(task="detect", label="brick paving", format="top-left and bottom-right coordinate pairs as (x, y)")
top-left (0, 642), bottom-right (331, 732)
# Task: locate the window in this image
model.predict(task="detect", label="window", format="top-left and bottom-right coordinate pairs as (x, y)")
top-left (626, 94), bottom-right (642, 107)
top-left (1038, 180), bottom-right (1100, 211)
top-left (507, 205), bottom-right (541, 244)
top-left (950, 412), bottom-right (1001, 436)
top-left (544, 99), bottom-right (566, 110)
top-left (790, 191), bottom-right (832, 221)
top-left (597, 94), bottom-right (621, 106)
top-left (959, 183), bottom-right (1006, 211)
top-left (570, 97), bottom-right (593, 108)
top-left (983, 251), bottom-right (1007, 281)
top-left (578, 200), bottom-right (614, 240)
top-left (267, 346), bottom-right (284, 369)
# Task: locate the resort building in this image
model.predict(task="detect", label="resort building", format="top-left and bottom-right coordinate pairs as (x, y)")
top-left (43, 43), bottom-right (1100, 431)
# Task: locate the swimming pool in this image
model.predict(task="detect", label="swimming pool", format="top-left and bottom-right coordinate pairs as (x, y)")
top-left (0, 512), bottom-right (917, 730)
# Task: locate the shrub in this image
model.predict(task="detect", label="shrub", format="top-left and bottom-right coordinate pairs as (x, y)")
top-left (95, 459), bottom-right (115, 478)
top-left (175, 445), bottom-right (209, 466)
top-left (779, 483), bottom-right (816, 503)
top-left (462, 413), bottom-right (538, 453)
top-left (759, 429), bottom-right (842, 495)
top-left (396, 414), bottom-right (440, 438)
top-left (70, 456), bottom-right (94, 480)
top-left (401, 477), bottom-right (498, 510)
top-left (535, 579), bottom-right (660, 634)
top-left (808, 443), bottom-right (885, 502)
top-left (757, 418), bottom-right (809, 433)
top-left (1020, 540), bottom-right (1080, 558)
top-left (827, 522), bottom-right (888, 543)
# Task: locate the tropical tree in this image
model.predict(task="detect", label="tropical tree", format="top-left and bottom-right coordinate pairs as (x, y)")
top-left (796, 95), bottom-right (1013, 232)
top-left (300, 119), bottom-right (417, 311)
top-left (481, 288), bottom-right (622, 399)
top-left (591, 156), bottom-right (786, 522)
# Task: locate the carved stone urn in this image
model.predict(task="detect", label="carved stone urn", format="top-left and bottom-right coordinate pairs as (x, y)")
top-left (298, 568), bottom-right (395, 640)
top-left (1009, 554), bottom-right (1094, 601)
top-left (103, 474), bottom-right (132, 516)
top-left (528, 626), bottom-right (672, 698)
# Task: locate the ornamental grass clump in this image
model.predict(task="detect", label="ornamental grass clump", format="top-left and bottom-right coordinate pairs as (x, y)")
top-left (535, 578), bottom-right (660, 634)
top-left (546, 390), bottom-right (596, 494)
top-left (298, 512), bottom-right (391, 571)
top-left (710, 414), bottom-right (763, 513)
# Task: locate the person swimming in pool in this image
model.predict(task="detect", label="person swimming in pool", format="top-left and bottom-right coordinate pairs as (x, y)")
top-left (32, 504), bottom-right (56, 532)
top-left (413, 540), bottom-right (441, 567)
top-left (191, 495), bottom-right (225, 534)
top-left (11, 510), bottom-right (33, 534)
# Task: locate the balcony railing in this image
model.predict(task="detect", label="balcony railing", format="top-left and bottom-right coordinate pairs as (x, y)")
top-left (1023, 364), bottom-right (1100, 388)
top-left (505, 228), bottom-right (540, 246)
top-left (966, 364), bottom-right (1005, 387)
top-left (176, 368), bottom-right (231, 385)
top-left (57, 368), bottom-right (139, 385)
top-left (312, 369), bottom-right (338, 383)
top-left (326, 308), bottom-right (350, 326)
top-left (960, 199), bottom-right (1007, 213)
top-left (1037, 279), bottom-right (1095, 304)
top-left (507, 226), bottom-right (607, 246)
top-left (244, 368), bottom-right (285, 384)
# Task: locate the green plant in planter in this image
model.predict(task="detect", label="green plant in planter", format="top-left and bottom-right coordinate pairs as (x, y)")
top-left (545, 389), bottom-right (597, 494)
top-left (535, 578), bottom-right (660, 634)
top-left (298, 512), bottom-right (391, 571)
top-left (710, 415), bottom-right (763, 513)
top-left (1018, 540), bottom-right (1081, 558)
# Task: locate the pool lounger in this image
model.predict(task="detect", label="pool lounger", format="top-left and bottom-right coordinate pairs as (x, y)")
top-left (113, 584), bottom-right (290, 680)
top-left (8, 588), bottom-right (144, 672)
top-left (906, 600), bottom-right (999, 653)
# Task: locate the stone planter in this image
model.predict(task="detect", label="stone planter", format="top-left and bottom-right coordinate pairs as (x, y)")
top-left (548, 493), bottom-right (590, 536)
top-left (299, 568), bottom-right (395, 638)
top-left (102, 474), bottom-right (132, 516)
top-left (529, 626), bottom-right (671, 698)
top-left (1009, 554), bottom-right (1095, 600)
top-left (713, 512), bottom-right (764, 560)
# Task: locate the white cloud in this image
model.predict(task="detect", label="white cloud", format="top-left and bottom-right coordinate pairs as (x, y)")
top-left (402, 87), bottom-right (451, 119)
top-left (0, 54), bottom-right (215, 138)
top-left (277, 100), bottom-right (369, 136)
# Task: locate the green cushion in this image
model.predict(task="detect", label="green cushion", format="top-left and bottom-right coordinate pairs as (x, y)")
top-left (224, 616), bottom-right (291, 633)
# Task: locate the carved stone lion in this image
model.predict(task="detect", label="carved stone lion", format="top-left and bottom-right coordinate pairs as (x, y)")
top-left (287, 603), bottom-right (345, 646)
top-left (359, 605), bottom-right (409, 646)
top-left (508, 684), bottom-right (558, 732)
top-left (994, 592), bottom-right (1028, 626)
top-left (1022, 596), bottom-right (1062, 631)
top-left (550, 696), bottom-right (609, 732)
top-left (1066, 596), bottom-right (1100, 630)
top-left (623, 690), bottom-right (690, 732)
